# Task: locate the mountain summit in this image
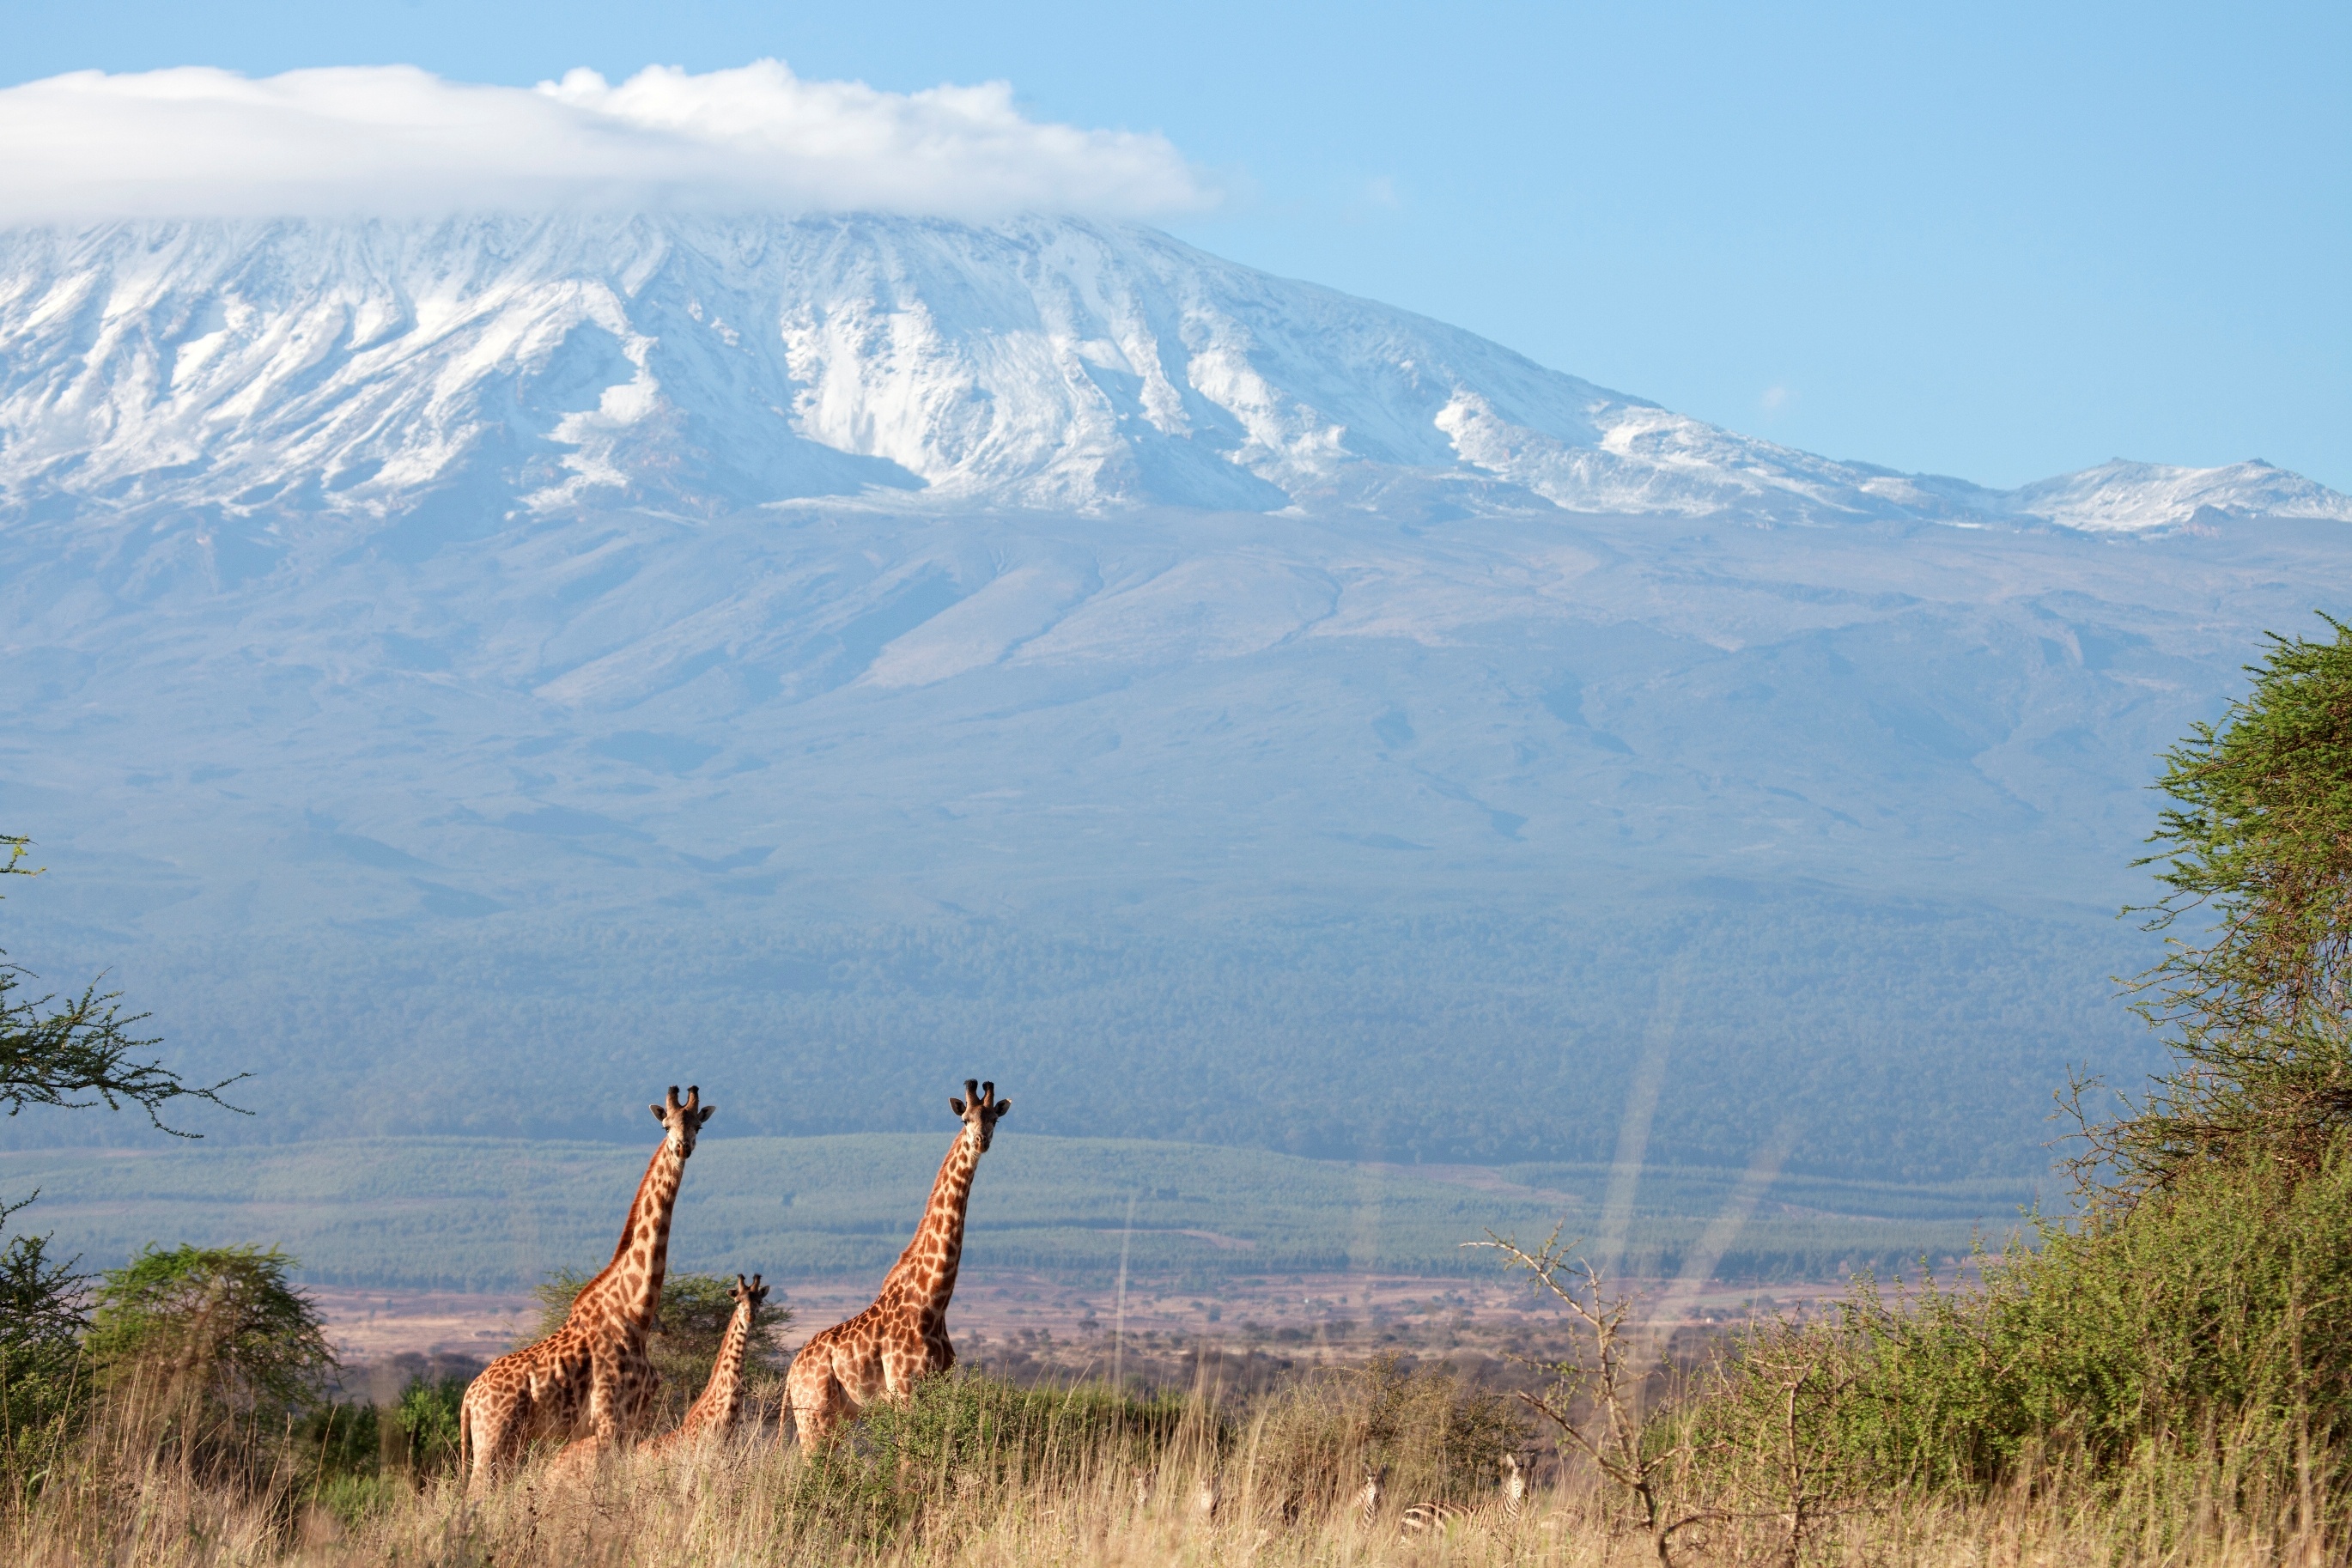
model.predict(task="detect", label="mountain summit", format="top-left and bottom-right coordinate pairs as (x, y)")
top-left (4, 213), bottom-right (2343, 537)
top-left (3, 210), bottom-right (2349, 1176)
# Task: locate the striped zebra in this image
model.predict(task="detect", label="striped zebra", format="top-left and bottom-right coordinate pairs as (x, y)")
top-left (1398, 1449), bottom-right (1537, 1534)
top-left (1400, 1498), bottom-right (1471, 1534)
top-left (1501, 1449), bottom-right (1534, 1519)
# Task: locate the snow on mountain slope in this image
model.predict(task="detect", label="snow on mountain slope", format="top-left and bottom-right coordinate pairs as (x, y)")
top-left (6, 211), bottom-right (2349, 1175)
top-left (2001, 459), bottom-right (2352, 532)
top-left (3, 213), bottom-right (2342, 535)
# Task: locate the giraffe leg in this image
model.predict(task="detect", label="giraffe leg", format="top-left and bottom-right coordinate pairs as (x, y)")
top-left (788, 1347), bottom-right (855, 1449)
top-left (461, 1379), bottom-right (522, 1488)
top-left (550, 1433), bottom-right (609, 1480)
top-left (787, 1338), bottom-right (842, 1447)
top-left (459, 1386), bottom-right (489, 1487)
top-left (552, 1349), bottom-right (627, 1477)
top-left (791, 1370), bottom-right (852, 1447)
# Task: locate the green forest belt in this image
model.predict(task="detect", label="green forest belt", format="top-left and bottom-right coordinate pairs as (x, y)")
top-left (0, 1133), bottom-right (2032, 1291)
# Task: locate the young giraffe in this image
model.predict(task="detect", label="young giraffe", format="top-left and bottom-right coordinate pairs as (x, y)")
top-left (458, 1085), bottom-right (715, 1485)
top-left (650, 1273), bottom-right (769, 1453)
top-left (786, 1078), bottom-right (1009, 1445)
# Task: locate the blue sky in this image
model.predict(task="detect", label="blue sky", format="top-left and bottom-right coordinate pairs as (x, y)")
top-left (5, 1), bottom-right (2344, 491)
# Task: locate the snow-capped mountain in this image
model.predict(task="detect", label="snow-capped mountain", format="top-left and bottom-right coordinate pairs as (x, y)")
top-left (4, 210), bottom-right (2349, 1178)
top-left (3, 214), bottom-right (2343, 533)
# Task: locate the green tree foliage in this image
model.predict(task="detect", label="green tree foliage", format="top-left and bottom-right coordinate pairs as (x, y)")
top-left (85, 1244), bottom-right (334, 1425)
top-left (392, 1372), bottom-right (467, 1474)
top-left (1682, 619), bottom-right (2352, 1523)
top-left (2104, 616), bottom-right (2352, 1192)
top-left (1, 833), bottom-right (249, 1450)
top-left (527, 1267), bottom-right (791, 1421)
top-left (0, 1230), bottom-right (88, 1454)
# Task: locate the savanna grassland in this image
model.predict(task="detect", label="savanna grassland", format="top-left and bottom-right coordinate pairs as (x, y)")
top-left (3, 618), bottom-right (2349, 1566)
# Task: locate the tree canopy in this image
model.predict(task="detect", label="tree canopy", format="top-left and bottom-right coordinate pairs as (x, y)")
top-left (86, 1243), bottom-right (334, 1422)
top-left (1, 833), bottom-right (253, 1445)
top-left (2094, 615), bottom-right (2352, 1194)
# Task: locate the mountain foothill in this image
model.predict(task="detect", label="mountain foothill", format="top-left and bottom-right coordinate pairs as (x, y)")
top-left (2, 211), bottom-right (2345, 1219)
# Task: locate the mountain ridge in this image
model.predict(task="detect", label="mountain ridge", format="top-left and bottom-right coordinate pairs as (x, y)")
top-left (4, 212), bottom-right (2343, 537)
top-left (3, 209), bottom-right (2348, 1182)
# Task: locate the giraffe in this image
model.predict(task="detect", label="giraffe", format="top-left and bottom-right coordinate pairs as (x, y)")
top-left (650, 1273), bottom-right (769, 1454)
top-left (786, 1078), bottom-right (1009, 1445)
top-left (458, 1085), bottom-right (715, 1484)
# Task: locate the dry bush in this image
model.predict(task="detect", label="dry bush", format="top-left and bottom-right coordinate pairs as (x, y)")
top-left (1239, 1351), bottom-right (1526, 1522)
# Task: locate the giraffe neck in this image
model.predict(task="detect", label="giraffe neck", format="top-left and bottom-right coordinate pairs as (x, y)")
top-left (885, 1129), bottom-right (982, 1317)
top-left (690, 1300), bottom-right (755, 1426)
top-left (578, 1135), bottom-right (686, 1328)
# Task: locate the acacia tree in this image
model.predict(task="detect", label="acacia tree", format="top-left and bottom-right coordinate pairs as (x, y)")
top-left (86, 1244), bottom-right (334, 1428)
top-left (2086, 616), bottom-right (2352, 1195)
top-left (1, 834), bottom-right (248, 1438)
top-left (1, 835), bottom-right (247, 1140)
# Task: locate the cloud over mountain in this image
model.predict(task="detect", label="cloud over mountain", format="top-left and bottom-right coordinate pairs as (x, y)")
top-left (0, 61), bottom-right (1214, 222)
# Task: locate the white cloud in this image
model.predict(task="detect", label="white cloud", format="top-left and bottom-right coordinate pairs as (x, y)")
top-left (0, 60), bottom-right (1214, 222)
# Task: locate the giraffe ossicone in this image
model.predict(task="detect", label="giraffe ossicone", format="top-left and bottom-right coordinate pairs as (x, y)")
top-left (458, 1084), bottom-right (715, 1486)
top-left (786, 1077), bottom-right (1010, 1446)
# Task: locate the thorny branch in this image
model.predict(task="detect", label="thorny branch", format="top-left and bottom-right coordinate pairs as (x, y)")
top-left (1468, 1226), bottom-right (1711, 1566)
top-left (0, 835), bottom-right (249, 1134)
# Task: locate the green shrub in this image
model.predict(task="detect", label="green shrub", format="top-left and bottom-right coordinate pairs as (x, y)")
top-left (85, 1243), bottom-right (334, 1428)
top-left (309, 1471), bottom-right (403, 1529)
top-left (1682, 618), bottom-right (2352, 1537)
top-left (1689, 1142), bottom-right (2352, 1513)
top-left (391, 1372), bottom-right (468, 1474)
top-left (294, 1399), bottom-right (380, 1479)
top-left (783, 1373), bottom-right (1196, 1544)
top-left (0, 1231), bottom-right (89, 1463)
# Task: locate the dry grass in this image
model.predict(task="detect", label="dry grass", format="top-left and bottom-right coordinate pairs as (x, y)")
top-left (3, 1395), bottom-right (2339, 1568)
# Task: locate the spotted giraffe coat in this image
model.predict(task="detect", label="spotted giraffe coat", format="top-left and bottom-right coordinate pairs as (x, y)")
top-left (787, 1079), bottom-right (1007, 1444)
top-left (459, 1086), bottom-right (713, 1484)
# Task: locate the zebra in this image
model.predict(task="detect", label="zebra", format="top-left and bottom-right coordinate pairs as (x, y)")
top-left (1398, 1449), bottom-right (1538, 1534)
top-left (1501, 1449), bottom-right (1535, 1519)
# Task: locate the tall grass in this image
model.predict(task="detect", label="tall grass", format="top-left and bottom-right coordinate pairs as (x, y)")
top-left (0, 1359), bottom-right (2341, 1565)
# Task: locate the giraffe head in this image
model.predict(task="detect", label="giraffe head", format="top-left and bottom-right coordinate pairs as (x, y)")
top-left (948, 1078), bottom-right (1011, 1152)
top-left (732, 1273), bottom-right (769, 1315)
top-left (649, 1084), bottom-right (717, 1156)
